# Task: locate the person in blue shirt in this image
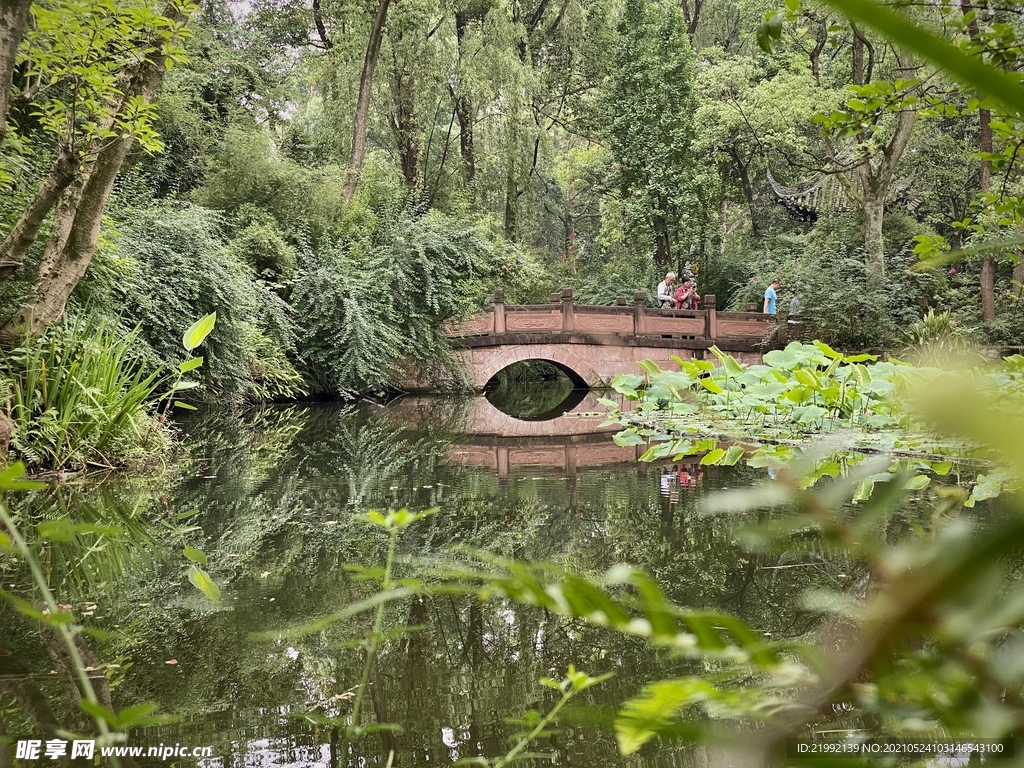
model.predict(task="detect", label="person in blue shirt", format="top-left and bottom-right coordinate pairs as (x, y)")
top-left (763, 278), bottom-right (781, 315)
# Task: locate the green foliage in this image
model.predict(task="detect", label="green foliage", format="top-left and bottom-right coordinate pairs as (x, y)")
top-left (193, 126), bottom-right (347, 242)
top-left (84, 200), bottom-right (305, 403)
top-left (1, 0), bottom-right (196, 186)
top-left (781, 233), bottom-right (939, 349)
top-left (902, 309), bottom-right (982, 365)
top-left (228, 206), bottom-right (298, 281)
top-left (430, 366), bottom-right (1024, 761)
top-left (0, 464), bottom-right (188, 764)
top-left (292, 206), bottom-right (522, 394)
top-left (0, 307), bottom-right (218, 470)
top-left (571, 249), bottom-right (659, 306)
top-left (605, 0), bottom-right (697, 261)
top-left (0, 316), bottom-right (168, 470)
top-left (602, 342), bottom-right (1024, 509)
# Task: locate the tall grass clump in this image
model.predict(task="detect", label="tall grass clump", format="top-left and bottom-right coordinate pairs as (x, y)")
top-left (902, 308), bottom-right (985, 367)
top-left (0, 316), bottom-right (170, 471)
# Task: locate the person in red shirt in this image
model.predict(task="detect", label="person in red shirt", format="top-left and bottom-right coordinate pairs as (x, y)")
top-left (674, 279), bottom-right (700, 311)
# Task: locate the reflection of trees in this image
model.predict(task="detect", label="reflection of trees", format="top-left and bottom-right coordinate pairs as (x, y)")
top-left (140, 404), bottom-right (857, 765)
top-left (4, 400), bottom-right (882, 767)
top-left (6, 476), bottom-right (162, 600)
top-left (1, 476), bottom-right (172, 765)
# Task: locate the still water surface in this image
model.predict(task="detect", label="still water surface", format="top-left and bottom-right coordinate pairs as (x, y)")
top-left (6, 389), bottom-right (843, 767)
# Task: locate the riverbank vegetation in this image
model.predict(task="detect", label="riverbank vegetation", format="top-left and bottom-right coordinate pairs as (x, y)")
top-left (8, 0), bottom-right (1024, 763)
top-left (5, 370), bottom-right (1021, 765)
top-left (5, 0), bottom-right (1024, 424)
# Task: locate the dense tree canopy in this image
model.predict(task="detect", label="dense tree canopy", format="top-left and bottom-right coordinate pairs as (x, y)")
top-left (1, 0), bottom-right (1024, 395)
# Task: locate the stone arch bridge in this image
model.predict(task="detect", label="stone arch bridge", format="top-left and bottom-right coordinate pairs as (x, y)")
top-left (404, 289), bottom-right (780, 390)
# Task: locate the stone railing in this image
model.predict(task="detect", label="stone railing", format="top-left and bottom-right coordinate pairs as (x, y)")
top-left (445, 288), bottom-right (775, 343)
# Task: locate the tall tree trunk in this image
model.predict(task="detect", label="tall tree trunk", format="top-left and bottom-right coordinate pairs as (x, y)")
top-left (979, 108), bottom-right (996, 321)
top-left (1, 139), bottom-right (128, 342)
top-left (0, 149), bottom-right (79, 279)
top-left (961, 0), bottom-right (996, 321)
top-left (503, 110), bottom-right (521, 239)
top-left (852, 52), bottom-right (916, 291)
top-left (851, 29), bottom-right (864, 86)
top-left (1012, 262), bottom-right (1024, 299)
top-left (653, 213), bottom-right (671, 270)
top-left (850, 24), bottom-right (874, 86)
top-left (453, 8), bottom-right (475, 186)
top-left (504, 164), bottom-right (517, 239)
top-left (0, 15), bottom-right (180, 344)
top-left (809, 20), bottom-right (826, 86)
top-left (729, 147), bottom-right (760, 239)
top-left (0, 0), bottom-right (32, 149)
top-left (680, 0), bottom-right (702, 38)
top-left (311, 0), bottom-right (332, 48)
top-left (860, 191), bottom-right (886, 290)
top-left (342, 0), bottom-right (393, 204)
top-left (389, 65), bottom-right (419, 188)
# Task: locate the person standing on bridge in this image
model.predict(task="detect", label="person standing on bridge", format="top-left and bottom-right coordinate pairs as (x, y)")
top-left (763, 278), bottom-right (781, 315)
top-left (675, 278), bottom-right (700, 311)
top-left (656, 272), bottom-right (676, 308)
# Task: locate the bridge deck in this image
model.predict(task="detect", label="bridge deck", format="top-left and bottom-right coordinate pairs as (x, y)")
top-left (445, 289), bottom-right (777, 351)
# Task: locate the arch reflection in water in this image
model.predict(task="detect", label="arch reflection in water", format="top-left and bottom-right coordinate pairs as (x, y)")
top-left (483, 359), bottom-right (589, 421)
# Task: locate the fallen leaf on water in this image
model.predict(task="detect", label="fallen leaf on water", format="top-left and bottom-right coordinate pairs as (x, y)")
top-left (165, 659), bottom-right (178, 665)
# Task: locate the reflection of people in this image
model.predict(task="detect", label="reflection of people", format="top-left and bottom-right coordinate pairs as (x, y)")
top-left (657, 272), bottom-right (676, 308)
top-left (660, 470), bottom-right (679, 502)
top-left (678, 464), bottom-right (703, 487)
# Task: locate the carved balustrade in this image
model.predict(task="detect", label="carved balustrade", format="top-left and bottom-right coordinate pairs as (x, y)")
top-left (444, 288), bottom-right (777, 347)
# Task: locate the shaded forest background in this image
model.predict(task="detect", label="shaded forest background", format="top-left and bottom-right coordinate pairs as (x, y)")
top-left (2, 0), bottom-right (1023, 401)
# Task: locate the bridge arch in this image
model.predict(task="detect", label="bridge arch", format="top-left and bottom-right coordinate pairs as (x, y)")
top-left (466, 344), bottom-right (606, 390)
top-left (484, 358), bottom-right (588, 392)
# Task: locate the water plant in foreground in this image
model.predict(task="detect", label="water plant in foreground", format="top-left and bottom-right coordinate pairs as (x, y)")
top-left (0, 464), bottom-right (171, 766)
top-left (436, 370), bottom-right (1024, 765)
top-left (602, 341), bottom-right (1024, 506)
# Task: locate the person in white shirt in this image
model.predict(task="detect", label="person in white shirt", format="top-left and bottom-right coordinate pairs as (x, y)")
top-left (656, 272), bottom-right (676, 308)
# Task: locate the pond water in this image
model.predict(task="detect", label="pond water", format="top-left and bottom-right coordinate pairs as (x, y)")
top-left (3, 387), bottom-right (848, 767)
